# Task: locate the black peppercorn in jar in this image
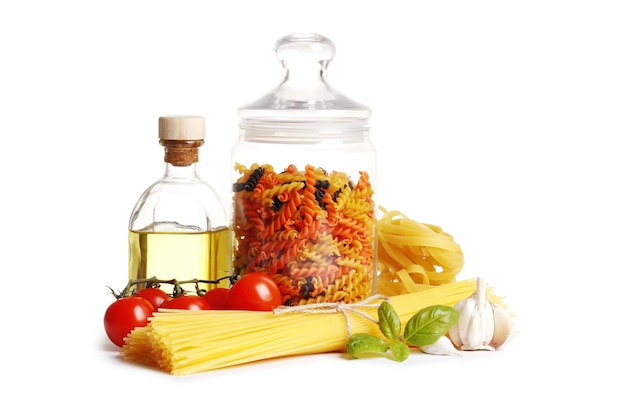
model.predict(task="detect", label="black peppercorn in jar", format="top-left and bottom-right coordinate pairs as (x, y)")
top-left (231, 33), bottom-right (377, 306)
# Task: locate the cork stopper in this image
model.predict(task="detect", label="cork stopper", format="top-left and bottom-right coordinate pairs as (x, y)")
top-left (158, 115), bottom-right (206, 140)
top-left (158, 116), bottom-right (205, 166)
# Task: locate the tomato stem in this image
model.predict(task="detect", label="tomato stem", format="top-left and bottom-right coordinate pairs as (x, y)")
top-left (110, 275), bottom-right (238, 299)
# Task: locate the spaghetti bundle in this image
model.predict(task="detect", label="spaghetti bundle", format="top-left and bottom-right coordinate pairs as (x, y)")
top-left (377, 207), bottom-right (465, 296)
top-left (121, 279), bottom-right (476, 375)
top-left (232, 163), bottom-right (375, 306)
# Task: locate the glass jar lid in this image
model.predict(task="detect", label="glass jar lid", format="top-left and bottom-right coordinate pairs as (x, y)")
top-left (238, 33), bottom-right (371, 137)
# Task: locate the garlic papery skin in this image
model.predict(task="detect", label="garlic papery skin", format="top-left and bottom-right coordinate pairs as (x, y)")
top-left (447, 277), bottom-right (514, 351)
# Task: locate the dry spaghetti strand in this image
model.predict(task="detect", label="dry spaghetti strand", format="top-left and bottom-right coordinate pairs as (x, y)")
top-left (121, 279), bottom-right (477, 375)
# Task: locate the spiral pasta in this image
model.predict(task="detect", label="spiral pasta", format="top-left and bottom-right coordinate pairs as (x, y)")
top-left (232, 163), bottom-right (375, 306)
top-left (376, 206), bottom-right (465, 296)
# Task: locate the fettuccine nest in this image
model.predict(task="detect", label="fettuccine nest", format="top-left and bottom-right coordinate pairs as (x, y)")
top-left (376, 207), bottom-right (465, 296)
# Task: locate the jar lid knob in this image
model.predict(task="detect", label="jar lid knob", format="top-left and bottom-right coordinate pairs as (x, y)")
top-left (274, 32), bottom-right (335, 68)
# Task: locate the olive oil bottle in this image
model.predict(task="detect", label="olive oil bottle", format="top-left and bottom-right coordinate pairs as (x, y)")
top-left (128, 116), bottom-right (230, 293)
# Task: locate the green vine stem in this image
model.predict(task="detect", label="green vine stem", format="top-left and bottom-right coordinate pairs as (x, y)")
top-left (107, 275), bottom-right (239, 299)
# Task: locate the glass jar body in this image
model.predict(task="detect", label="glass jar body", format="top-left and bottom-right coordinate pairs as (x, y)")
top-left (231, 124), bottom-right (377, 306)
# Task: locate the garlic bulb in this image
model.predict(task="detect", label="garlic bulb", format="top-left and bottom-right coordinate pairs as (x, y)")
top-left (447, 277), bottom-right (514, 351)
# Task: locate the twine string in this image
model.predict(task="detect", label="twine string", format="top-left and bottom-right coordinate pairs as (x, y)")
top-left (273, 294), bottom-right (390, 337)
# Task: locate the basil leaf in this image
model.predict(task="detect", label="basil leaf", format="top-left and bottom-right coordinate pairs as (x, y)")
top-left (389, 340), bottom-right (410, 362)
top-left (377, 301), bottom-right (401, 340)
top-left (346, 333), bottom-right (389, 359)
top-left (404, 305), bottom-right (459, 347)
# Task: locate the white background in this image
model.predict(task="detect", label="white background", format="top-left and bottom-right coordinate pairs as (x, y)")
top-left (1, 0), bottom-right (624, 401)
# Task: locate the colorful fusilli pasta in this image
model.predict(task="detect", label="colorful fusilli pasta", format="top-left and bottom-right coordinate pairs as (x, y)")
top-left (233, 163), bottom-right (375, 305)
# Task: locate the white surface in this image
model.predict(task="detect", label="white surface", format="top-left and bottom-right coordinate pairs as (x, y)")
top-left (1, 1), bottom-right (624, 401)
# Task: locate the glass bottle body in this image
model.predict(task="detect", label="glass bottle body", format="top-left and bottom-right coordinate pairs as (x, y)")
top-left (129, 152), bottom-right (230, 294)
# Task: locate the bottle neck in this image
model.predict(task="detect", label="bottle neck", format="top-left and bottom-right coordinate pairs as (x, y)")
top-left (164, 161), bottom-right (201, 179)
top-left (160, 139), bottom-right (203, 179)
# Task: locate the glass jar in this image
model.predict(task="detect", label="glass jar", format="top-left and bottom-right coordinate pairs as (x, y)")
top-left (231, 33), bottom-right (377, 306)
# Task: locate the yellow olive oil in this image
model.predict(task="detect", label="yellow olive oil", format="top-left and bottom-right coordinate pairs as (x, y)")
top-left (128, 226), bottom-right (231, 293)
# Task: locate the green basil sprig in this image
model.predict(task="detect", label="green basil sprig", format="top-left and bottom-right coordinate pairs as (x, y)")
top-left (346, 302), bottom-right (459, 362)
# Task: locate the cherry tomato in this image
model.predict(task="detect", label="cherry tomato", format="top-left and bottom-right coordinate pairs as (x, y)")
top-left (134, 287), bottom-right (171, 311)
top-left (104, 296), bottom-right (154, 347)
top-left (203, 287), bottom-right (229, 310)
top-left (227, 272), bottom-right (282, 311)
top-left (160, 294), bottom-right (211, 310)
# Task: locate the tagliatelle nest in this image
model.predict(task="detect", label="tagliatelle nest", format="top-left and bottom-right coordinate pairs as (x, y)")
top-left (376, 207), bottom-right (465, 296)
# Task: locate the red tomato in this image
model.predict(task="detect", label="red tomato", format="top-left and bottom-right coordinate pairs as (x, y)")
top-left (160, 294), bottom-right (211, 310)
top-left (227, 272), bottom-right (282, 311)
top-left (134, 287), bottom-right (171, 311)
top-left (203, 287), bottom-right (229, 310)
top-left (104, 297), bottom-right (154, 347)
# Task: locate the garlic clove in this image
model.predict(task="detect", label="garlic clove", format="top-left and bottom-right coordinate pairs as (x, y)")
top-left (480, 301), bottom-right (495, 347)
top-left (462, 306), bottom-right (494, 351)
top-left (420, 336), bottom-right (462, 356)
top-left (449, 294), bottom-right (475, 348)
top-left (489, 301), bottom-right (514, 349)
top-left (447, 322), bottom-right (461, 349)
